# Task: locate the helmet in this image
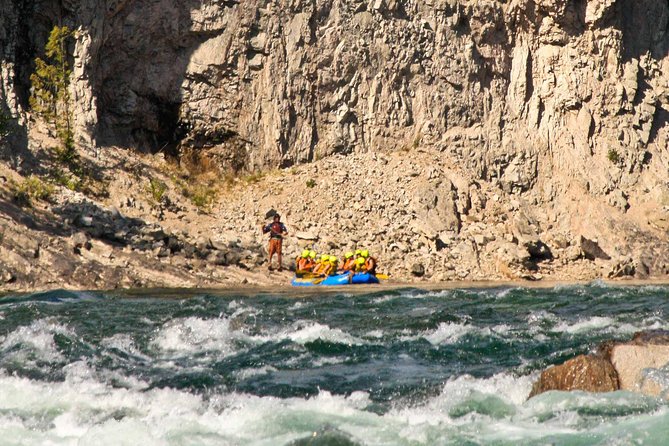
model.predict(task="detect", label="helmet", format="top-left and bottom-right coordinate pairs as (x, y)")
top-left (345, 251), bottom-right (354, 259)
top-left (361, 250), bottom-right (369, 258)
top-left (330, 256), bottom-right (338, 263)
top-left (301, 249), bottom-right (310, 258)
top-left (354, 249), bottom-right (362, 256)
top-left (321, 255), bottom-right (329, 262)
top-left (309, 250), bottom-right (316, 258)
top-left (356, 257), bottom-right (365, 265)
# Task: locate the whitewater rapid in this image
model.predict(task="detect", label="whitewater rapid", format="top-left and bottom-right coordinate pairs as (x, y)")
top-left (0, 284), bottom-right (668, 445)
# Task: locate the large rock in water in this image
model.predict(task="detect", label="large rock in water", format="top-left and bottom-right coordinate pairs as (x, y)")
top-left (530, 331), bottom-right (669, 399)
top-left (609, 331), bottom-right (669, 397)
top-left (529, 354), bottom-right (618, 398)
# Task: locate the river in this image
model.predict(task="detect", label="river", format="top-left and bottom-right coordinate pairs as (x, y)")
top-left (0, 282), bottom-right (668, 445)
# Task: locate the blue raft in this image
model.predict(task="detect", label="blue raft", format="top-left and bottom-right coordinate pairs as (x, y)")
top-left (291, 272), bottom-right (380, 287)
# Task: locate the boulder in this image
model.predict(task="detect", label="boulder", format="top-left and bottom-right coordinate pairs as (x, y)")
top-left (410, 263), bottom-right (425, 277)
top-left (71, 232), bottom-right (92, 253)
top-left (411, 179), bottom-right (461, 238)
top-left (78, 215), bottom-right (93, 227)
top-left (579, 236), bottom-right (611, 260)
top-left (608, 257), bottom-right (635, 278)
top-left (609, 331), bottom-right (669, 397)
top-left (529, 354), bottom-right (619, 398)
top-left (295, 231), bottom-right (319, 241)
top-left (0, 268), bottom-right (16, 283)
top-left (524, 239), bottom-right (553, 260)
top-left (225, 251), bottom-right (243, 266)
top-left (635, 258), bottom-right (650, 278)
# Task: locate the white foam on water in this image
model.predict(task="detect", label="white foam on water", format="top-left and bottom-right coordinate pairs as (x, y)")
top-left (481, 287), bottom-right (520, 300)
top-left (0, 362), bottom-right (218, 445)
top-left (588, 279), bottom-right (610, 288)
top-left (371, 294), bottom-right (399, 304)
top-left (527, 310), bottom-right (559, 325)
top-left (0, 318), bottom-right (75, 365)
top-left (283, 322), bottom-right (365, 346)
top-left (289, 301), bottom-right (304, 310)
top-left (529, 311), bottom-right (669, 340)
top-left (233, 365), bottom-right (278, 380)
top-left (381, 372), bottom-right (544, 444)
top-left (393, 289), bottom-right (436, 300)
top-left (363, 329), bottom-right (384, 339)
top-left (552, 315), bottom-right (615, 334)
top-left (419, 322), bottom-right (513, 345)
top-left (0, 366), bottom-right (666, 446)
top-left (445, 372), bottom-right (535, 407)
top-left (422, 322), bottom-right (476, 345)
top-left (101, 334), bottom-right (151, 361)
top-left (311, 356), bottom-right (347, 367)
top-left (150, 316), bottom-right (259, 358)
top-left (227, 300), bottom-right (242, 310)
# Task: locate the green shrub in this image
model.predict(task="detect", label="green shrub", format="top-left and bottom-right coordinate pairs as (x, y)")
top-left (148, 178), bottom-right (167, 203)
top-left (12, 176), bottom-right (54, 206)
top-left (306, 178), bottom-right (316, 188)
top-left (607, 148), bottom-right (621, 164)
top-left (51, 168), bottom-right (81, 191)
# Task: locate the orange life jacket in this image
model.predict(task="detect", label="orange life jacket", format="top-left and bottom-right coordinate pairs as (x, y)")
top-left (297, 257), bottom-right (311, 271)
top-left (304, 258), bottom-right (315, 271)
top-left (341, 258), bottom-right (356, 272)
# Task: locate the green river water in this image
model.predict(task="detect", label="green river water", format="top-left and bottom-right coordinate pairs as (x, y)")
top-left (0, 282), bottom-right (668, 445)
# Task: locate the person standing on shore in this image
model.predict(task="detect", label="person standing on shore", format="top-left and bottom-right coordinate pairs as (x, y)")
top-left (261, 214), bottom-right (288, 271)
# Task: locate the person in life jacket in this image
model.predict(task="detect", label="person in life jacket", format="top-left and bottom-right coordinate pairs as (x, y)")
top-left (296, 249), bottom-right (311, 274)
top-left (341, 252), bottom-right (356, 272)
top-left (321, 256), bottom-right (338, 276)
top-left (306, 250), bottom-right (317, 271)
top-left (353, 257), bottom-right (366, 273)
top-left (359, 249), bottom-right (377, 275)
top-left (304, 250), bottom-right (317, 272)
top-left (261, 214), bottom-right (288, 271)
top-left (312, 254), bottom-right (328, 275)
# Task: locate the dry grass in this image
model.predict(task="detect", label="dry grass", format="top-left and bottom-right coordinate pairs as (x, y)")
top-left (165, 148), bottom-right (224, 210)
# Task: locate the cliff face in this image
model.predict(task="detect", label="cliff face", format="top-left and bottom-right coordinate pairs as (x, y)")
top-left (1, 0), bottom-right (669, 285)
top-left (2, 0), bottom-right (667, 169)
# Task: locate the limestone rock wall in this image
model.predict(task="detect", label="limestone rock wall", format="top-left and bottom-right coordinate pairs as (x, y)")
top-left (1, 1), bottom-right (667, 170)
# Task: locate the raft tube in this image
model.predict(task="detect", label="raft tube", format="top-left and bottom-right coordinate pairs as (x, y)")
top-left (291, 272), bottom-right (380, 287)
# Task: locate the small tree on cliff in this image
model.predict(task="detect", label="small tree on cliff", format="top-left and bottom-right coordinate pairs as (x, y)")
top-left (30, 25), bottom-right (77, 166)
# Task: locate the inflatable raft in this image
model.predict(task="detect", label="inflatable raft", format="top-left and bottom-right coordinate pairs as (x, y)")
top-left (291, 272), bottom-right (380, 287)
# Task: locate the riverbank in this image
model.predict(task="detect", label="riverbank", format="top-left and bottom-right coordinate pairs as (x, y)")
top-left (2, 134), bottom-right (669, 293)
top-left (6, 276), bottom-right (669, 299)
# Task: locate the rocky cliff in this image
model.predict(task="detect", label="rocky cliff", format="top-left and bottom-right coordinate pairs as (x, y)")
top-left (0, 0), bottom-right (669, 288)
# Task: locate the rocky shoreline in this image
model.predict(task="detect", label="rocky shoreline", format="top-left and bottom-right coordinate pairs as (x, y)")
top-left (1, 141), bottom-right (668, 293)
